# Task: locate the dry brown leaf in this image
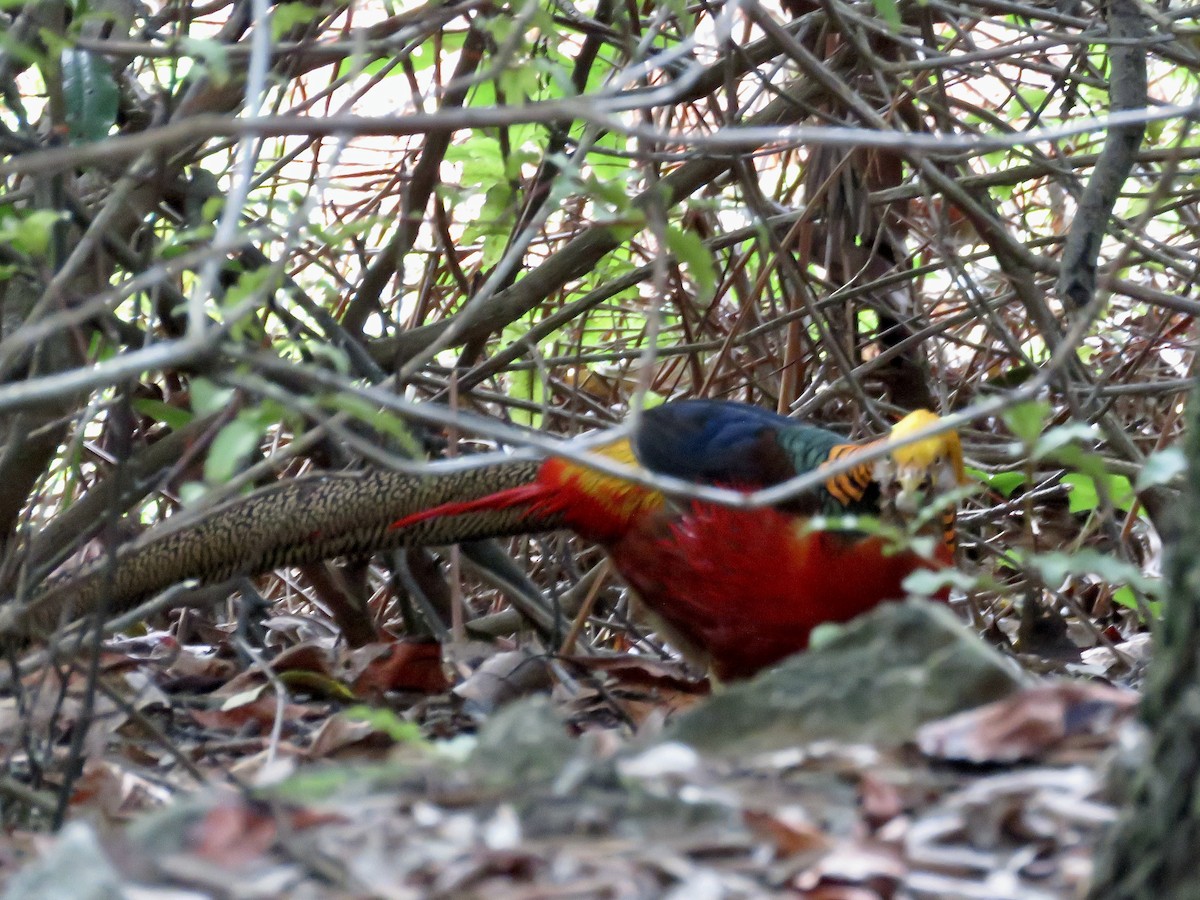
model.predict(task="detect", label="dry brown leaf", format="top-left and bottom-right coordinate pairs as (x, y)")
top-left (308, 711), bottom-right (395, 759)
top-left (348, 639), bottom-right (447, 697)
top-left (743, 807), bottom-right (833, 857)
top-left (454, 648), bottom-right (553, 716)
top-left (917, 681), bottom-right (1138, 763)
top-left (189, 798), bottom-right (278, 867)
top-left (189, 694), bottom-right (316, 733)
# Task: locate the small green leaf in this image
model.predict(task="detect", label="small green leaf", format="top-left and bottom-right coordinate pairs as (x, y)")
top-left (1137, 447), bottom-right (1185, 490)
top-left (1004, 400), bottom-right (1050, 445)
top-left (132, 398), bottom-right (194, 430)
top-left (1062, 472), bottom-right (1099, 514)
top-left (223, 265), bottom-right (280, 309)
top-left (1111, 586), bottom-right (1138, 611)
top-left (179, 37), bottom-right (231, 86)
top-left (204, 415), bottom-right (264, 483)
top-left (1044, 442), bottom-right (1108, 480)
top-left (497, 62), bottom-right (540, 101)
top-left (345, 705), bottom-right (425, 743)
top-left (321, 393), bottom-right (424, 458)
top-left (190, 378), bottom-right (235, 416)
top-left (987, 471), bottom-right (1027, 497)
top-left (869, 0), bottom-right (902, 29)
top-left (1061, 472), bottom-right (1135, 513)
top-left (504, 363), bottom-right (543, 429)
top-left (271, 2), bottom-right (321, 40)
top-left (995, 548), bottom-right (1026, 571)
top-left (414, 34), bottom-right (465, 71)
top-left (1032, 421), bottom-right (1098, 459)
top-left (302, 341), bottom-right (350, 375)
top-left (902, 567), bottom-right (977, 596)
top-left (1030, 549), bottom-right (1160, 596)
top-left (0, 209), bottom-right (65, 257)
top-left (178, 481), bottom-right (208, 506)
top-left (665, 226), bottom-right (716, 300)
top-left (60, 49), bottom-right (119, 143)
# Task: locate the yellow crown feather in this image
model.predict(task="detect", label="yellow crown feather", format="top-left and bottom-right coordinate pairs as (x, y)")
top-left (887, 410), bottom-right (966, 485)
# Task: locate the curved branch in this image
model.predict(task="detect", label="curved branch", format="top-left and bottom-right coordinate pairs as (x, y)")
top-left (1056, 0), bottom-right (1148, 308)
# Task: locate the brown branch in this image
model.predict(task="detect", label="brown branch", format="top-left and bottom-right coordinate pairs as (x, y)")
top-left (1056, 0), bottom-right (1149, 308)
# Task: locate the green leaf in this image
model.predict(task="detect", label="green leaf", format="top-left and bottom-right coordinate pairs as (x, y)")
top-left (1003, 400), bottom-right (1050, 445)
top-left (497, 60), bottom-right (540, 100)
top-left (665, 226), bottom-right (716, 300)
top-left (869, 0), bottom-right (902, 29)
top-left (1061, 472), bottom-right (1135, 513)
top-left (505, 363), bottom-right (543, 428)
top-left (335, 56), bottom-right (394, 80)
top-left (345, 705), bottom-right (425, 743)
top-left (0, 209), bottom-right (63, 257)
top-left (60, 49), bottom-right (119, 143)
top-left (903, 567), bottom-right (978, 596)
top-left (1032, 421), bottom-right (1097, 456)
top-left (190, 378), bottom-right (235, 416)
top-left (302, 341), bottom-right (351, 375)
top-left (179, 37), bottom-right (231, 86)
top-left (857, 309), bottom-right (880, 334)
top-left (1111, 587), bottom-right (1159, 619)
top-left (132, 398), bottom-right (194, 430)
top-left (178, 481), bottom-right (208, 506)
top-left (407, 33), bottom-right (466, 73)
top-left (320, 393), bottom-right (423, 458)
top-left (1111, 586), bottom-right (1138, 611)
top-left (1043, 442), bottom-right (1108, 480)
top-left (1137, 447), bottom-right (1185, 490)
top-left (1030, 549), bottom-right (1160, 596)
top-left (223, 265), bottom-right (280, 308)
top-left (204, 415), bottom-right (264, 483)
top-left (265, 768), bottom-right (359, 803)
top-left (271, 2), bottom-right (320, 39)
top-left (1031, 423), bottom-right (1102, 472)
top-left (1062, 472), bottom-right (1099, 514)
top-left (986, 470), bottom-right (1027, 497)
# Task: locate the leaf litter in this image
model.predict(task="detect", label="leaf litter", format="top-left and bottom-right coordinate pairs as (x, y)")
top-left (0, 601), bottom-right (1137, 898)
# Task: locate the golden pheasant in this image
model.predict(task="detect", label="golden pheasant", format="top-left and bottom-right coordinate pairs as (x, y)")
top-left (392, 400), bottom-right (965, 679)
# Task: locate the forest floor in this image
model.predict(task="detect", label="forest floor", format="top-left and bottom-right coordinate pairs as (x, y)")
top-left (0, 601), bottom-right (1145, 899)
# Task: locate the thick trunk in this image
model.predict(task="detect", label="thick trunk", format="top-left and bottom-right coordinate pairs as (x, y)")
top-left (1089, 391), bottom-right (1200, 898)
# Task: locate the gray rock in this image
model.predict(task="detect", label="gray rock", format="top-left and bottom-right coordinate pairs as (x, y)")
top-left (667, 600), bottom-right (1026, 754)
top-left (468, 696), bottom-right (581, 789)
top-left (3, 822), bottom-right (124, 900)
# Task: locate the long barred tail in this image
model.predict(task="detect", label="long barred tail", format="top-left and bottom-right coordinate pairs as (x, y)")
top-left (2, 459), bottom-right (556, 647)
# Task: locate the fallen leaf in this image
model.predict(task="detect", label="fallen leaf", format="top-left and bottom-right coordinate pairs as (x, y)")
top-left (454, 649), bottom-right (553, 717)
top-left (858, 773), bottom-right (903, 829)
top-left (308, 711), bottom-right (395, 759)
top-left (563, 654), bottom-right (709, 694)
top-left (348, 640), bottom-right (447, 697)
top-left (917, 682), bottom-right (1138, 764)
top-left (190, 695), bottom-right (316, 733)
top-left (744, 807), bottom-right (832, 857)
top-left (189, 798), bottom-right (277, 867)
